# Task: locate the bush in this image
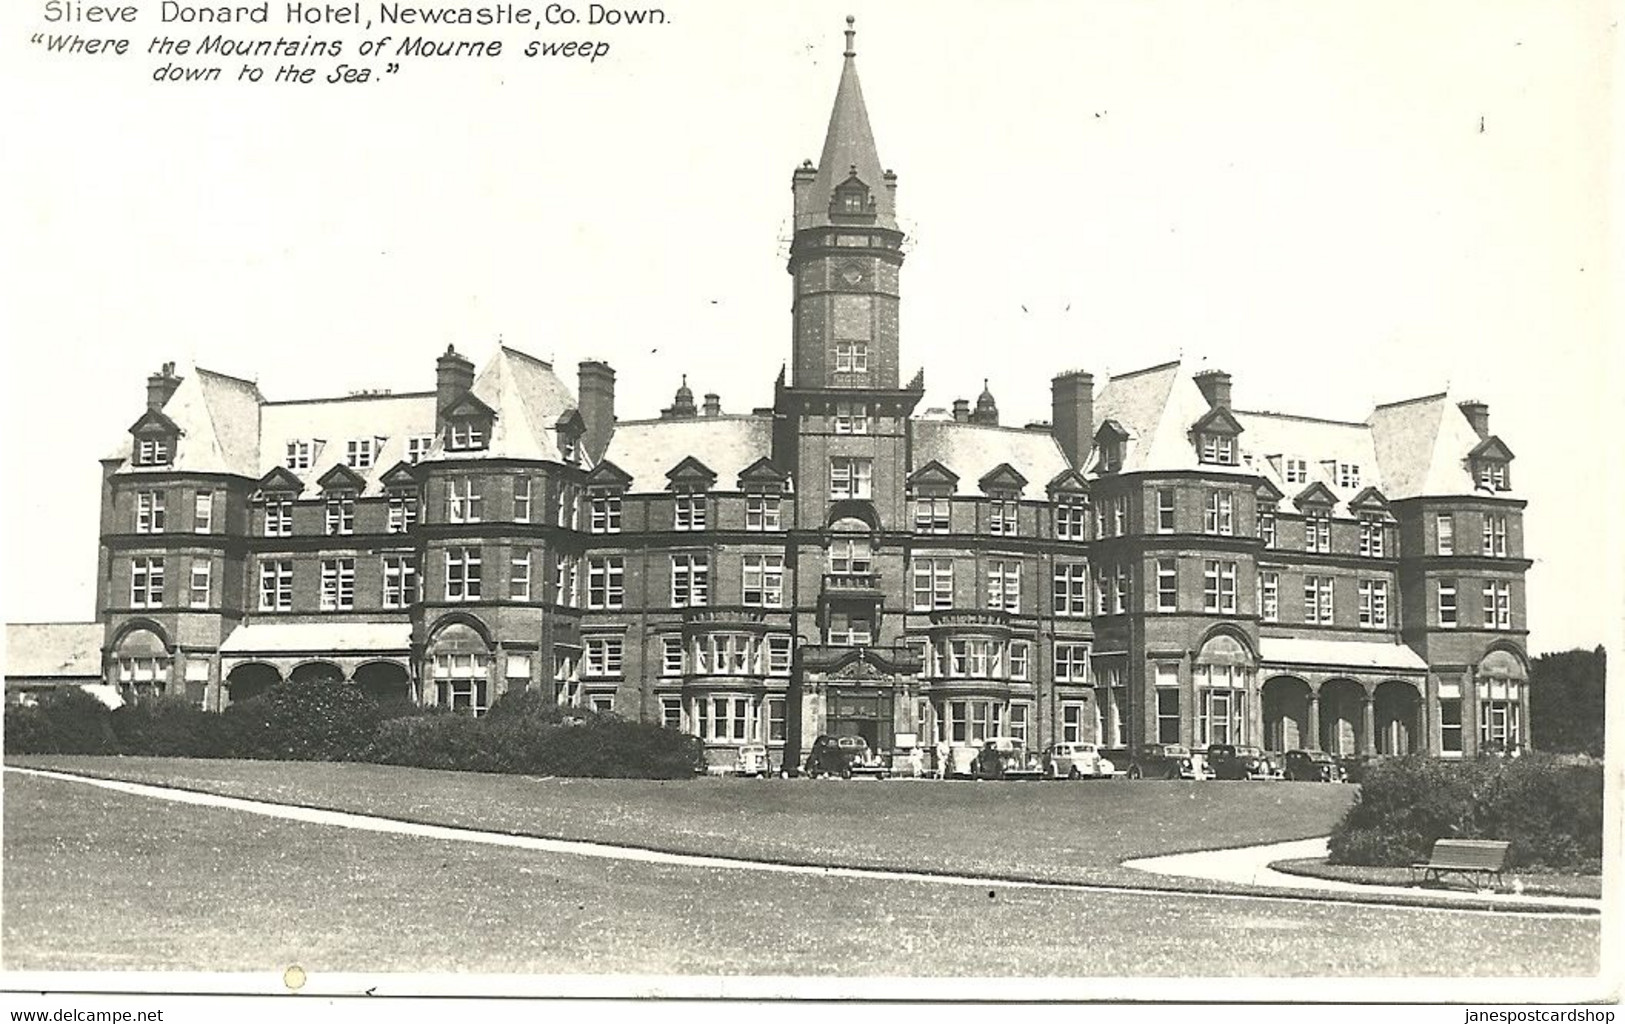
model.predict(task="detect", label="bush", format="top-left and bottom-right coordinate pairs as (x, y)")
top-left (3, 702), bottom-right (55, 754)
top-left (369, 702), bottom-right (704, 779)
top-left (109, 697), bottom-right (230, 758)
top-left (1329, 753), bottom-right (1603, 872)
top-left (4, 689), bottom-right (118, 755)
top-left (222, 678), bottom-right (382, 761)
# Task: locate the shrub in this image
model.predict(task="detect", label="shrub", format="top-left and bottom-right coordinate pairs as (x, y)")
top-left (1329, 753), bottom-right (1603, 871)
top-left (5, 689), bottom-right (118, 755)
top-left (110, 697), bottom-right (230, 758)
top-left (3, 702), bottom-right (55, 754)
top-left (222, 678), bottom-right (382, 761)
top-left (369, 713), bottom-right (543, 774)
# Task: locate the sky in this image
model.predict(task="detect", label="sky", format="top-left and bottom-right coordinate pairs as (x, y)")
top-left (1, 0), bottom-right (1614, 653)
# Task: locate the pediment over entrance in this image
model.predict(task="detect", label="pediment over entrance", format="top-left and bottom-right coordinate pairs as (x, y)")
top-left (801, 643), bottom-right (922, 677)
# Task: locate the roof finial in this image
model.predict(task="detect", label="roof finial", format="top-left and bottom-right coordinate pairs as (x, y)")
top-left (844, 15), bottom-right (855, 58)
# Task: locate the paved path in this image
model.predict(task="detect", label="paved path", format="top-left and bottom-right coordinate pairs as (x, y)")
top-left (1124, 836), bottom-right (1602, 911)
top-left (5, 766), bottom-right (1597, 918)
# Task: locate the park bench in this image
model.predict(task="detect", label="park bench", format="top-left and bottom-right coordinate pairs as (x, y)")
top-left (1409, 839), bottom-right (1511, 891)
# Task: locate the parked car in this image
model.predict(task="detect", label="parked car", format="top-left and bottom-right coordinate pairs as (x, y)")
top-left (1043, 742), bottom-right (1116, 779)
top-left (804, 735), bottom-right (890, 779)
top-left (1206, 744), bottom-right (1280, 780)
top-left (734, 743), bottom-right (770, 777)
top-left (1282, 749), bottom-right (1346, 782)
top-left (971, 737), bottom-right (1043, 780)
top-left (1126, 743), bottom-right (1200, 780)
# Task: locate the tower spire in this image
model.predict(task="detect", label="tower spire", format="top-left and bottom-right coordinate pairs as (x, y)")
top-left (795, 14), bottom-right (894, 231)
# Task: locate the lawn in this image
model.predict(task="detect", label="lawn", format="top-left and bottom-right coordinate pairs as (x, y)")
top-left (1, 771), bottom-right (1601, 979)
top-left (8, 755), bottom-right (1359, 890)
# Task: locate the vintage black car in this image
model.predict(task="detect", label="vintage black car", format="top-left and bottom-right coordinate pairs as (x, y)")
top-left (1282, 749), bottom-right (1347, 782)
top-left (804, 735), bottom-right (889, 779)
top-left (1126, 743), bottom-right (1199, 780)
top-left (970, 738), bottom-right (1043, 780)
top-left (1206, 744), bottom-right (1279, 780)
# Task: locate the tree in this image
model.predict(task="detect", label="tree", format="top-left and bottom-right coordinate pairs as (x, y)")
top-left (1530, 646), bottom-right (1605, 755)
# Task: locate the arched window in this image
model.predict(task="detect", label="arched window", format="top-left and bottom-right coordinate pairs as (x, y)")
top-left (427, 622), bottom-right (491, 715)
top-left (1193, 634), bottom-right (1255, 747)
top-left (113, 628), bottom-right (170, 703)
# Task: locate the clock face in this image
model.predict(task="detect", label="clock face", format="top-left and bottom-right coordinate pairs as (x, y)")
top-left (840, 263), bottom-right (866, 286)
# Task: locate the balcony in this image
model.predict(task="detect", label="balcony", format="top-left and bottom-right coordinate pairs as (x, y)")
top-left (823, 570), bottom-right (881, 596)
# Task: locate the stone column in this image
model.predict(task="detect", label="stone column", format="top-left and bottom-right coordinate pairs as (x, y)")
top-left (1362, 693), bottom-right (1377, 755)
top-left (1307, 692), bottom-right (1321, 751)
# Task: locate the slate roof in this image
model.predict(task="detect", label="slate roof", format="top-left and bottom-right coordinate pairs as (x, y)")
top-left (799, 23), bottom-right (895, 231)
top-left (911, 421), bottom-right (1069, 497)
top-left (1258, 636), bottom-right (1427, 672)
top-left (421, 346), bottom-right (580, 465)
top-left (260, 392), bottom-right (436, 498)
top-left (1368, 392), bottom-right (1503, 499)
top-left (599, 415), bottom-right (776, 492)
top-left (1087, 359), bottom-right (1513, 508)
top-left (4, 622), bottom-right (104, 680)
top-left (219, 621), bottom-right (412, 655)
top-left (107, 367), bottom-right (266, 476)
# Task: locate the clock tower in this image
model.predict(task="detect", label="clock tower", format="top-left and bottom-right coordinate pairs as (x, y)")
top-left (787, 16), bottom-right (906, 391)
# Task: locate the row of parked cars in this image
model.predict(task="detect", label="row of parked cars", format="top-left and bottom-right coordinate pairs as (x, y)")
top-left (743, 736), bottom-right (1359, 782)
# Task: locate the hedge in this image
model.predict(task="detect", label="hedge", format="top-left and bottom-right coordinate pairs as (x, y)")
top-left (1328, 754), bottom-right (1603, 872)
top-left (3, 682), bottom-right (703, 780)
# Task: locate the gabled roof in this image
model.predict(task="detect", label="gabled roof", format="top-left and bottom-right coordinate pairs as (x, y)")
top-left (317, 463), bottom-right (367, 492)
top-left (600, 415), bottom-right (774, 492)
top-left (444, 391), bottom-right (498, 420)
top-left (586, 460), bottom-right (634, 488)
top-left (1086, 361), bottom-right (1255, 478)
top-left (256, 466), bottom-right (304, 493)
top-left (1046, 468), bottom-right (1088, 495)
top-left (1469, 435), bottom-right (1515, 461)
top-left (1347, 486), bottom-right (1391, 514)
top-left (128, 407), bottom-right (179, 436)
top-left (1191, 405), bottom-right (1245, 435)
top-left (911, 421), bottom-right (1068, 498)
top-left (737, 457), bottom-right (791, 489)
top-left (978, 463), bottom-right (1028, 495)
top-left (906, 459), bottom-right (960, 489)
top-left (1254, 478), bottom-right (1285, 504)
top-left (1293, 481), bottom-right (1338, 510)
top-left (378, 461), bottom-right (421, 489)
top-left (665, 455), bottom-right (718, 489)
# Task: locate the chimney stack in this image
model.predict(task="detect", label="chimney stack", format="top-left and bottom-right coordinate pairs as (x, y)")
top-left (577, 360), bottom-right (616, 463)
top-left (703, 393), bottom-right (722, 417)
top-left (146, 361), bottom-right (182, 411)
top-left (1051, 371), bottom-right (1095, 468)
top-left (1458, 400), bottom-right (1490, 439)
top-left (1193, 369), bottom-right (1233, 410)
top-left (435, 345), bottom-right (477, 434)
top-left (951, 398), bottom-right (971, 423)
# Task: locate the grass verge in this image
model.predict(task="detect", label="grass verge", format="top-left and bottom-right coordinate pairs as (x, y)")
top-left (1269, 857), bottom-right (1603, 899)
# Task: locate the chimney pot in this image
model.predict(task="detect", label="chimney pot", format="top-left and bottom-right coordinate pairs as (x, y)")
top-left (951, 399), bottom-right (971, 423)
top-left (146, 362), bottom-right (183, 411)
top-left (702, 393), bottom-right (722, 417)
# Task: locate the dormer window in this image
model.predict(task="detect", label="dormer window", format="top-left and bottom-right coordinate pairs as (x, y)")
top-left (325, 492), bottom-right (356, 536)
top-left (1283, 458), bottom-right (1308, 484)
top-left (263, 497), bottom-right (293, 538)
top-left (406, 435), bottom-right (434, 463)
top-left (1477, 460), bottom-right (1509, 492)
top-left (449, 418), bottom-right (486, 451)
top-left (135, 437), bottom-right (171, 467)
top-left (1198, 433), bottom-right (1236, 466)
top-left (1337, 462), bottom-right (1361, 489)
top-left (346, 438), bottom-right (382, 469)
top-left (286, 440), bottom-right (314, 471)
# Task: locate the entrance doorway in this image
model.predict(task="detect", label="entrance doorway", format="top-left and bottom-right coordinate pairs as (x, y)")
top-left (827, 686), bottom-right (894, 752)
